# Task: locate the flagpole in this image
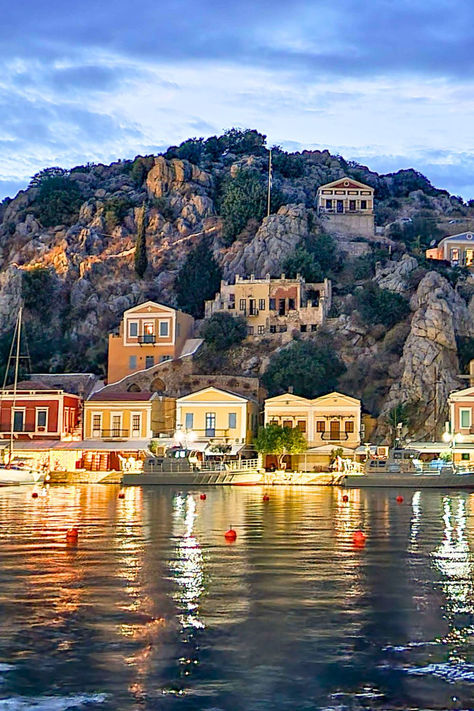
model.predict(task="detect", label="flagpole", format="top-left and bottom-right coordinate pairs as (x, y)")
top-left (267, 149), bottom-right (272, 218)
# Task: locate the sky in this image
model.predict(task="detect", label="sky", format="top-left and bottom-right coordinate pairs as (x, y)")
top-left (1, 0), bottom-right (474, 200)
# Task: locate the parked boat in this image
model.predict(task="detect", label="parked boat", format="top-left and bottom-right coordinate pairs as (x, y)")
top-left (342, 447), bottom-right (474, 488)
top-left (122, 447), bottom-right (263, 486)
top-left (0, 308), bottom-right (45, 486)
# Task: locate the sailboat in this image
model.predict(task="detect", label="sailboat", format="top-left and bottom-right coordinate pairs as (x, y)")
top-left (0, 307), bottom-right (44, 485)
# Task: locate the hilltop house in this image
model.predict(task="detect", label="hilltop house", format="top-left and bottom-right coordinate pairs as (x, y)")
top-left (204, 274), bottom-right (332, 337)
top-left (317, 177), bottom-right (375, 237)
top-left (425, 231), bottom-right (474, 268)
top-left (264, 391), bottom-right (361, 468)
top-left (107, 301), bottom-right (195, 384)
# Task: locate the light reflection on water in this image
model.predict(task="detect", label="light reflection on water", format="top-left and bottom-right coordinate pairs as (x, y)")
top-left (0, 485), bottom-right (472, 710)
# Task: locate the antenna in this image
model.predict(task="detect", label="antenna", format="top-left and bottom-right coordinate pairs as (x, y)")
top-left (267, 149), bottom-right (272, 218)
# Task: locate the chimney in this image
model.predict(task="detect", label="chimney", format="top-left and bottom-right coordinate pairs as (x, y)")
top-left (288, 386), bottom-right (294, 394)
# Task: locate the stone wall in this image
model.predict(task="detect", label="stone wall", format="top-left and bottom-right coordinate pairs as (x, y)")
top-left (319, 212), bottom-right (375, 238)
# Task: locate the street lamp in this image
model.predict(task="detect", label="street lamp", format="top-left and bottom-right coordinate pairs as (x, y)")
top-left (442, 430), bottom-right (464, 466)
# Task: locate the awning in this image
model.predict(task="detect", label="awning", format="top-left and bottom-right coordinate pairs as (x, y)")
top-left (0, 439), bottom-right (151, 452)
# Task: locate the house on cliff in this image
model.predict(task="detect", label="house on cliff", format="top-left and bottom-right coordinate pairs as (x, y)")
top-left (317, 177), bottom-right (375, 238)
top-left (425, 231), bottom-right (474, 269)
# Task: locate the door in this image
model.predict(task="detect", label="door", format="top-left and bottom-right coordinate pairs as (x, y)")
top-left (13, 410), bottom-right (24, 432)
top-left (337, 200), bottom-right (344, 213)
top-left (205, 412), bottom-right (216, 437)
top-left (112, 415), bottom-right (122, 437)
top-left (330, 420), bottom-right (340, 440)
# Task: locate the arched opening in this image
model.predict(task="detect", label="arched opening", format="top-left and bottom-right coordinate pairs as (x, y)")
top-left (127, 383), bottom-right (141, 393)
top-left (150, 377), bottom-right (166, 394)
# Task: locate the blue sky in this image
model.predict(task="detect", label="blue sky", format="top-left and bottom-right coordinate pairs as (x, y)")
top-left (1, 0), bottom-right (473, 200)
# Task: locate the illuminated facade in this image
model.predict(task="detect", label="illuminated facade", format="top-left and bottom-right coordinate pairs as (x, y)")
top-left (426, 231), bottom-right (474, 269)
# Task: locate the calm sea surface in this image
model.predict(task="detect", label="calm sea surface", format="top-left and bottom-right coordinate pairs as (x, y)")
top-left (0, 485), bottom-right (473, 711)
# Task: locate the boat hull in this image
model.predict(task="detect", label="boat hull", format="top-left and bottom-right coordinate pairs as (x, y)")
top-left (342, 473), bottom-right (474, 488)
top-left (0, 469), bottom-right (45, 486)
top-left (122, 469), bottom-right (263, 486)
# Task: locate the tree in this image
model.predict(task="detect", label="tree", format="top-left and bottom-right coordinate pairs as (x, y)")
top-left (29, 167), bottom-right (68, 187)
top-left (283, 248), bottom-right (324, 282)
top-left (201, 312), bottom-right (247, 350)
top-left (22, 267), bottom-right (56, 320)
top-left (134, 204), bottom-right (148, 278)
top-left (305, 233), bottom-right (341, 274)
top-left (32, 173), bottom-right (83, 227)
top-left (355, 283), bottom-right (410, 329)
top-left (219, 169), bottom-right (267, 244)
top-left (175, 238), bottom-right (222, 318)
top-left (254, 423), bottom-right (307, 469)
top-left (262, 341), bottom-right (345, 398)
top-left (385, 403), bottom-right (410, 446)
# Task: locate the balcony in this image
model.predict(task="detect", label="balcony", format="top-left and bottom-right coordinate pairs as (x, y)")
top-left (319, 431), bottom-right (350, 441)
top-left (248, 309), bottom-right (259, 318)
top-left (138, 334), bottom-right (156, 345)
top-left (98, 429), bottom-right (129, 440)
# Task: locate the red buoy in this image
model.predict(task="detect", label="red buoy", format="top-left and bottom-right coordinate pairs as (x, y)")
top-left (200, 493), bottom-right (207, 500)
top-left (396, 495), bottom-right (404, 504)
top-left (342, 494), bottom-right (349, 503)
top-left (225, 528), bottom-right (237, 541)
top-left (118, 492), bottom-right (125, 499)
top-left (66, 527), bottom-right (79, 544)
top-left (32, 491), bottom-right (39, 499)
top-left (353, 530), bottom-right (366, 546)
top-left (263, 494), bottom-right (270, 501)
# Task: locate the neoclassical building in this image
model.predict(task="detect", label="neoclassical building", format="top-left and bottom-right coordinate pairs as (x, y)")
top-left (317, 177), bottom-right (375, 237)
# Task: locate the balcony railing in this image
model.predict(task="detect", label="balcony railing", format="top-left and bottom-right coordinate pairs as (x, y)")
top-left (97, 429), bottom-right (129, 440)
top-left (319, 431), bottom-right (350, 441)
top-left (138, 334), bottom-right (156, 345)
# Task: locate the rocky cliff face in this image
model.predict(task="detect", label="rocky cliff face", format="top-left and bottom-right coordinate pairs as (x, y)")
top-left (381, 271), bottom-right (473, 439)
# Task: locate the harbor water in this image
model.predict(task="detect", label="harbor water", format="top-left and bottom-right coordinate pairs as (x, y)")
top-left (0, 485), bottom-right (473, 710)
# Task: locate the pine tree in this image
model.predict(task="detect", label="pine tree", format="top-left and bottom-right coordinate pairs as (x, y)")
top-left (175, 238), bottom-right (222, 318)
top-left (134, 203), bottom-right (148, 278)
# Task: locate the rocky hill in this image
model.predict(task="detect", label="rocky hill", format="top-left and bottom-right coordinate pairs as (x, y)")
top-left (1, 128), bottom-right (473, 441)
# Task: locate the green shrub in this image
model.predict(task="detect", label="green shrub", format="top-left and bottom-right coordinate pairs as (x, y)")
top-left (31, 172), bottom-right (83, 227)
top-left (175, 238), bottom-right (222, 318)
top-left (201, 312), bottom-right (247, 350)
top-left (457, 336), bottom-right (474, 372)
top-left (130, 155), bottom-right (154, 186)
top-left (22, 267), bottom-right (56, 319)
top-left (104, 196), bottom-right (134, 231)
top-left (262, 341), bottom-right (345, 398)
top-left (219, 169), bottom-right (267, 244)
top-left (283, 248), bottom-right (324, 282)
top-left (355, 283), bottom-right (410, 328)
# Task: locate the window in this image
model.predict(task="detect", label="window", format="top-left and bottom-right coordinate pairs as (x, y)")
top-left (247, 326), bottom-right (254, 336)
top-left (131, 414), bottom-right (141, 436)
top-left (144, 322), bottom-right (154, 335)
top-left (297, 420), bottom-right (306, 432)
top-left (360, 200), bottom-right (367, 210)
top-left (259, 299), bottom-right (265, 311)
top-left (205, 412), bottom-right (216, 437)
top-left (239, 299), bottom-right (246, 312)
top-left (278, 299), bottom-right (285, 315)
top-left (316, 421), bottom-right (325, 432)
top-left (269, 298), bottom-right (276, 310)
top-left (462, 453), bottom-right (470, 461)
top-left (349, 200), bottom-right (356, 211)
top-left (326, 199), bottom-right (332, 209)
top-left (229, 412), bottom-right (237, 429)
top-left (36, 408), bottom-right (47, 430)
top-left (283, 420), bottom-right (292, 428)
top-left (145, 355), bottom-right (154, 369)
top-left (92, 414), bottom-right (102, 436)
top-left (111, 415), bottom-right (122, 437)
top-left (300, 325), bottom-right (307, 332)
top-left (249, 299), bottom-right (257, 315)
top-left (185, 413), bottom-right (194, 430)
top-left (13, 410), bottom-right (24, 432)
top-left (129, 355), bottom-right (137, 370)
top-left (159, 321), bottom-right (169, 337)
top-left (311, 324), bottom-right (317, 332)
top-left (269, 325), bottom-right (277, 333)
top-left (160, 355), bottom-right (171, 362)
top-left (129, 321), bottom-right (138, 337)
top-left (257, 325), bottom-right (265, 335)
top-left (229, 293), bottom-right (235, 302)
top-left (460, 408), bottom-right (471, 428)
top-left (345, 421), bottom-right (354, 433)
top-left (288, 298), bottom-right (295, 310)
top-left (450, 248), bottom-right (460, 262)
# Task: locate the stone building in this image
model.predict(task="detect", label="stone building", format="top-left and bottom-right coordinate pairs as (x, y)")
top-left (317, 177), bottom-right (375, 238)
top-left (204, 274), bottom-right (332, 337)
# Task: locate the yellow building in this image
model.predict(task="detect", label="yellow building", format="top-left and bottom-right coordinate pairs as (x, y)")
top-left (317, 177), bottom-right (375, 238)
top-left (107, 301), bottom-right (195, 384)
top-left (175, 387), bottom-right (258, 451)
top-left (264, 391), bottom-right (361, 468)
top-left (426, 231), bottom-right (474, 269)
top-left (204, 274), bottom-right (332, 337)
top-left (84, 391), bottom-right (169, 441)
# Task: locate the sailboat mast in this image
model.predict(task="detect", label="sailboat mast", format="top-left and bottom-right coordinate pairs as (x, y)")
top-left (9, 307), bottom-right (22, 462)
